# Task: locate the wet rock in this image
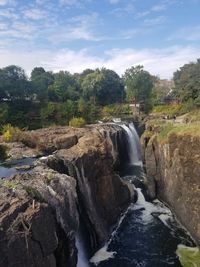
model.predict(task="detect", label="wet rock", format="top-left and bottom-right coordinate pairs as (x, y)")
top-left (145, 132), bottom-right (200, 245)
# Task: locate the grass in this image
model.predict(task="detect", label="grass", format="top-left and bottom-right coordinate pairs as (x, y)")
top-left (152, 102), bottom-right (198, 117)
top-left (1, 124), bottom-right (24, 143)
top-left (145, 120), bottom-right (200, 141)
top-left (24, 186), bottom-right (44, 202)
top-left (2, 180), bottom-right (19, 190)
top-left (184, 110), bottom-right (200, 123)
top-left (69, 117), bottom-right (86, 128)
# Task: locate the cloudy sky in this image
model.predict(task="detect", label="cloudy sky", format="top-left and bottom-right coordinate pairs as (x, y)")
top-left (0, 0), bottom-right (200, 78)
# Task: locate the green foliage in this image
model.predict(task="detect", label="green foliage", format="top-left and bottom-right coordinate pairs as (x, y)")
top-left (0, 65), bottom-right (29, 100)
top-left (81, 68), bottom-right (124, 105)
top-left (102, 104), bottom-right (131, 116)
top-left (0, 103), bottom-right (9, 124)
top-left (151, 77), bottom-right (173, 105)
top-left (123, 65), bottom-right (153, 104)
top-left (3, 180), bottom-right (19, 190)
top-left (2, 124), bottom-right (23, 142)
top-left (152, 102), bottom-right (196, 116)
top-left (31, 67), bottom-right (54, 102)
top-left (176, 245), bottom-right (200, 267)
top-left (24, 186), bottom-right (44, 202)
top-left (48, 71), bottom-right (79, 102)
top-left (69, 117), bottom-right (86, 128)
top-left (146, 120), bottom-right (200, 141)
top-left (173, 59), bottom-right (200, 102)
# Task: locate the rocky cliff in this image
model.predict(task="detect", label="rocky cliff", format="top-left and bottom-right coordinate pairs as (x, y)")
top-left (144, 125), bottom-right (200, 245)
top-left (0, 124), bottom-right (135, 267)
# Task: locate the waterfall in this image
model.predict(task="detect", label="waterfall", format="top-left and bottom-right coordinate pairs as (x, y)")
top-left (121, 123), bottom-right (142, 166)
top-left (76, 235), bottom-right (90, 267)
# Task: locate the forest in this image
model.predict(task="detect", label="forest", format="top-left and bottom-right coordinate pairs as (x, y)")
top-left (0, 59), bottom-right (200, 130)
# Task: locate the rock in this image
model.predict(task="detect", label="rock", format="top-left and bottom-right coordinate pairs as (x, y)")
top-left (0, 142), bottom-right (39, 160)
top-left (0, 163), bottom-right (79, 267)
top-left (145, 131), bottom-right (200, 245)
top-left (15, 165), bottom-right (32, 171)
top-left (45, 124), bottom-right (135, 251)
top-left (0, 123), bottom-right (136, 265)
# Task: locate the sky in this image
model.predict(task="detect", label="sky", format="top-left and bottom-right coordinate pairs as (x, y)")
top-left (0, 0), bottom-right (200, 79)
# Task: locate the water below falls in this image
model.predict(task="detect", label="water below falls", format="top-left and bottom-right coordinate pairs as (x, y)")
top-left (90, 175), bottom-right (194, 267)
top-left (88, 123), bottom-right (196, 267)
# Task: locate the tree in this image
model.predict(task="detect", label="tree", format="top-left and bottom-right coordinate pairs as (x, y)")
top-left (81, 68), bottom-right (124, 105)
top-left (173, 59), bottom-right (200, 102)
top-left (0, 65), bottom-right (29, 100)
top-left (31, 67), bottom-right (54, 102)
top-left (123, 65), bottom-right (153, 103)
top-left (48, 71), bottom-right (79, 102)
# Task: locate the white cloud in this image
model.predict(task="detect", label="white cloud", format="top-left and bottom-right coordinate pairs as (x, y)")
top-left (0, 8), bottom-right (18, 19)
top-left (0, 45), bottom-right (199, 79)
top-left (49, 13), bottom-right (102, 42)
top-left (23, 8), bottom-right (47, 20)
top-left (144, 16), bottom-right (166, 26)
top-left (0, 0), bottom-right (15, 6)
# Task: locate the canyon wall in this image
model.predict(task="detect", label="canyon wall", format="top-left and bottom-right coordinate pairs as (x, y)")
top-left (0, 124), bottom-right (135, 267)
top-left (144, 130), bottom-right (200, 245)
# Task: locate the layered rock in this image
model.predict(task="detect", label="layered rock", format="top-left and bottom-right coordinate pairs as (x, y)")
top-left (0, 164), bottom-right (78, 267)
top-left (144, 131), bottom-right (200, 245)
top-left (0, 124), bottom-right (135, 266)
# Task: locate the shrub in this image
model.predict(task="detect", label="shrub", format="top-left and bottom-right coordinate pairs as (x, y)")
top-left (2, 124), bottom-right (23, 142)
top-left (69, 117), bottom-right (86, 128)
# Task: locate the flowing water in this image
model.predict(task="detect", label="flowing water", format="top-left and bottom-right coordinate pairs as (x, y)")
top-left (89, 123), bottom-right (196, 267)
top-left (0, 157), bottom-right (36, 178)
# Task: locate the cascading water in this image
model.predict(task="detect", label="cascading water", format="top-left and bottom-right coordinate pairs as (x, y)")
top-left (121, 123), bottom-right (142, 166)
top-left (76, 234), bottom-right (91, 267)
top-left (90, 121), bottom-right (195, 267)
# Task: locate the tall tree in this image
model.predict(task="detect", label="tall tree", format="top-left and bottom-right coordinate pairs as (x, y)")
top-left (173, 59), bottom-right (200, 102)
top-left (123, 65), bottom-right (153, 103)
top-left (31, 67), bottom-right (54, 102)
top-left (48, 71), bottom-right (79, 102)
top-left (81, 68), bottom-right (124, 105)
top-left (0, 65), bottom-right (29, 100)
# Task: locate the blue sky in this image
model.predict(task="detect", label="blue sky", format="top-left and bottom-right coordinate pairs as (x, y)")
top-left (0, 0), bottom-right (200, 78)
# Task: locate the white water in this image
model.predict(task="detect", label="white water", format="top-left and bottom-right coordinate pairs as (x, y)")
top-left (89, 206), bottom-right (130, 265)
top-left (121, 123), bottom-right (142, 166)
top-left (132, 188), bottom-right (172, 224)
top-left (76, 235), bottom-right (90, 267)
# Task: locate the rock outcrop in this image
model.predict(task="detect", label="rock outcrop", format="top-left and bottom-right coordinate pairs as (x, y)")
top-left (144, 131), bottom-right (200, 245)
top-left (0, 124), bottom-right (135, 267)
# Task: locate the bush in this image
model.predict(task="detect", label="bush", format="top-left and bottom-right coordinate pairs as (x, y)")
top-left (2, 124), bottom-right (23, 142)
top-left (69, 117), bottom-right (86, 128)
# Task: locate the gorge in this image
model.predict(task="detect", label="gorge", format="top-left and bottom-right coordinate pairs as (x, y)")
top-left (0, 121), bottom-right (199, 267)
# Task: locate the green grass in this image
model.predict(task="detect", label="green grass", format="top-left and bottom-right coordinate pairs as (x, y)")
top-left (24, 186), bottom-right (44, 202)
top-left (146, 120), bottom-right (200, 141)
top-left (2, 180), bottom-right (19, 190)
top-left (176, 245), bottom-right (200, 267)
top-left (152, 103), bottom-right (198, 117)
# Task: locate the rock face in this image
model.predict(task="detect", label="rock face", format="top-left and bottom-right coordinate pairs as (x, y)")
top-left (144, 132), bottom-right (200, 245)
top-left (0, 124), bottom-right (135, 267)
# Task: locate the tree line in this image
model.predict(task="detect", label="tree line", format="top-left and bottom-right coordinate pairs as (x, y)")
top-left (0, 59), bottom-right (199, 129)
